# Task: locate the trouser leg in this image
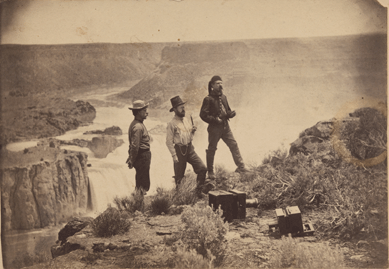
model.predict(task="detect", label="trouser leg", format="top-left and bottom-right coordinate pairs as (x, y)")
top-left (133, 151), bottom-right (151, 192)
top-left (207, 124), bottom-right (223, 174)
top-left (174, 145), bottom-right (188, 187)
top-left (221, 124), bottom-right (245, 168)
top-left (186, 144), bottom-right (207, 188)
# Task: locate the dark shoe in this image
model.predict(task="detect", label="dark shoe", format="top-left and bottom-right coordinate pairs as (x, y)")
top-left (195, 189), bottom-right (206, 199)
top-left (202, 182), bottom-right (215, 194)
top-left (235, 167), bottom-right (251, 173)
top-left (207, 171), bottom-right (216, 179)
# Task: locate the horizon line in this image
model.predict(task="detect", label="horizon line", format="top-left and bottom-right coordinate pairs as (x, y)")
top-left (0, 32), bottom-right (386, 47)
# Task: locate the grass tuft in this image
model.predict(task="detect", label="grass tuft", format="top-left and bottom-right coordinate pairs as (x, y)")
top-left (269, 235), bottom-right (345, 268)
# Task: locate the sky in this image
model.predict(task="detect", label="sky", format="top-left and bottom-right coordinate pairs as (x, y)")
top-left (0, 0), bottom-right (387, 44)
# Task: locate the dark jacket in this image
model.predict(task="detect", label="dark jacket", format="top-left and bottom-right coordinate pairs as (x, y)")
top-left (200, 93), bottom-right (234, 125)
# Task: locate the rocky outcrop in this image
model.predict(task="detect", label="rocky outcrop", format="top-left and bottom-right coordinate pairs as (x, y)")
top-left (1, 150), bottom-right (90, 231)
top-left (1, 97), bottom-right (96, 145)
top-left (88, 136), bottom-right (124, 158)
top-left (83, 126), bottom-right (122, 136)
top-left (58, 217), bottom-right (94, 244)
top-left (57, 135), bottom-right (124, 158)
top-left (290, 106), bottom-right (387, 167)
top-left (289, 120), bottom-right (338, 156)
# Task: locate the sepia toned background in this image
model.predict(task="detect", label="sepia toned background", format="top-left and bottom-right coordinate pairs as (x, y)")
top-left (0, 0), bottom-right (387, 268)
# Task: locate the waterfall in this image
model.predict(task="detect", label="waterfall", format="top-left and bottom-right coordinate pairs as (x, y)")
top-left (81, 130), bottom-right (176, 214)
top-left (88, 165), bottom-right (134, 213)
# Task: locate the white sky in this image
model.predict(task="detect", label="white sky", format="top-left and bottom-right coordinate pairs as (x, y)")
top-left (0, 0), bottom-right (387, 44)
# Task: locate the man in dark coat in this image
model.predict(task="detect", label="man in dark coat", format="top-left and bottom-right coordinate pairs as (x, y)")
top-left (200, 75), bottom-right (250, 179)
top-left (126, 100), bottom-right (151, 194)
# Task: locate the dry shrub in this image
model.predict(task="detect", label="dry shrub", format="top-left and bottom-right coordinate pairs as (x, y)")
top-left (91, 207), bottom-right (131, 237)
top-left (113, 189), bottom-right (145, 213)
top-left (180, 204), bottom-right (229, 267)
top-left (172, 173), bottom-right (199, 206)
top-left (150, 187), bottom-right (172, 215)
top-left (269, 235), bottom-right (344, 268)
top-left (170, 247), bottom-right (212, 269)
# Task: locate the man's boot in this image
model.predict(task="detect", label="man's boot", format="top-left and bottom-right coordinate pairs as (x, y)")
top-left (206, 150), bottom-right (216, 179)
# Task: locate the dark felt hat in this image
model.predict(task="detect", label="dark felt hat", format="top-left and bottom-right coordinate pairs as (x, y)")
top-left (208, 75), bottom-right (223, 93)
top-left (128, 100), bottom-right (148, 110)
top-left (169, 96), bottom-right (186, 112)
top-left (210, 75), bottom-right (222, 83)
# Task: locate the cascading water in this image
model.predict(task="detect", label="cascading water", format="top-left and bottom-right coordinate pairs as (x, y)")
top-left (56, 100), bottom-right (178, 214)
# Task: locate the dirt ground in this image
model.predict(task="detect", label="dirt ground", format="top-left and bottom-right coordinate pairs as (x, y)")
top-left (28, 199), bottom-right (388, 269)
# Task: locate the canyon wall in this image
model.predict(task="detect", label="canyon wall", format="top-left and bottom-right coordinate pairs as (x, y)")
top-left (1, 150), bottom-right (90, 231)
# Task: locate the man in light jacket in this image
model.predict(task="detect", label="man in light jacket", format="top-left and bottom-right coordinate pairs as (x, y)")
top-left (166, 96), bottom-right (214, 197)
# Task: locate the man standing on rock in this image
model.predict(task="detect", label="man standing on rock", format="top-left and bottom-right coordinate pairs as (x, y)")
top-left (166, 96), bottom-right (214, 197)
top-left (126, 100), bottom-right (151, 195)
top-left (200, 75), bottom-right (250, 179)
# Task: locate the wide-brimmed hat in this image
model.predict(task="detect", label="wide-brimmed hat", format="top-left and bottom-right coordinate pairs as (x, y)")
top-left (169, 96), bottom-right (186, 112)
top-left (128, 100), bottom-right (149, 110)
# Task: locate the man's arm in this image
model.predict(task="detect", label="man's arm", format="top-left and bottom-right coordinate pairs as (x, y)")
top-left (127, 124), bottom-right (142, 167)
top-left (200, 97), bottom-right (221, 124)
top-left (224, 95), bottom-right (236, 119)
top-left (166, 122), bottom-right (179, 163)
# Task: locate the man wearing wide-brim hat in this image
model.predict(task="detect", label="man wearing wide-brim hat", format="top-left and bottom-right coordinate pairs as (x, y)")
top-left (126, 100), bottom-right (151, 194)
top-left (166, 96), bottom-right (214, 197)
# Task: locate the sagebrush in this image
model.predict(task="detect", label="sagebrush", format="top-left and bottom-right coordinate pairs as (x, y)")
top-left (172, 174), bottom-right (199, 206)
top-left (90, 207), bottom-right (131, 237)
top-left (113, 189), bottom-right (145, 213)
top-left (180, 204), bottom-right (229, 267)
top-left (169, 246), bottom-right (212, 269)
top-left (151, 187), bottom-right (172, 215)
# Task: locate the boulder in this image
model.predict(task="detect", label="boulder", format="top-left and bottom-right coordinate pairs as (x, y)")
top-left (88, 136), bottom-right (124, 158)
top-left (83, 126), bottom-right (123, 136)
top-left (58, 217), bottom-right (94, 244)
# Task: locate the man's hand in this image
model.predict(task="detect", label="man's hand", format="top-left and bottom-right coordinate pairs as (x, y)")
top-left (173, 155), bottom-right (179, 163)
top-left (216, 117), bottom-right (223, 124)
top-left (191, 125), bottom-right (197, 133)
top-left (229, 111), bottom-right (236, 118)
top-left (126, 157), bottom-right (133, 169)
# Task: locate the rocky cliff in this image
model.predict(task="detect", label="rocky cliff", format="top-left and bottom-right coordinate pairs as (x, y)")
top-left (117, 41), bottom-right (251, 109)
top-left (1, 145), bottom-right (91, 231)
top-left (117, 34), bottom-right (386, 109)
top-left (1, 96), bottom-right (96, 145)
top-left (1, 43), bottom-right (165, 97)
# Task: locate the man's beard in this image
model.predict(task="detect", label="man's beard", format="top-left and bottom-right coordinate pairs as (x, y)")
top-left (213, 87), bottom-right (223, 95)
top-left (177, 111), bottom-right (185, 117)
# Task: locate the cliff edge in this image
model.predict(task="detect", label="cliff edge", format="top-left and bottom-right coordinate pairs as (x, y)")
top-left (1, 142), bottom-right (91, 231)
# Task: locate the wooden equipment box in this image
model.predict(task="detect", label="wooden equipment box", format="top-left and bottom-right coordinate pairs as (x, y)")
top-left (230, 189), bottom-right (246, 219)
top-left (208, 190), bottom-right (247, 222)
top-left (272, 206), bottom-right (304, 235)
top-left (208, 190), bottom-right (234, 222)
